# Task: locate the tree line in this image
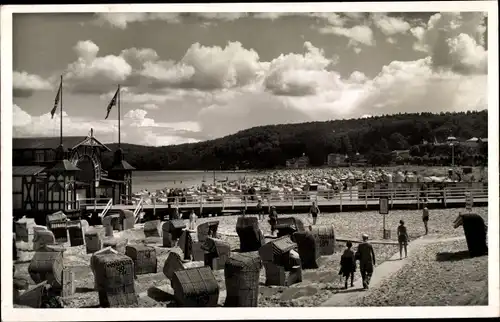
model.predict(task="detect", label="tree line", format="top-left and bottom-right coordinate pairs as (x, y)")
top-left (102, 110), bottom-right (488, 170)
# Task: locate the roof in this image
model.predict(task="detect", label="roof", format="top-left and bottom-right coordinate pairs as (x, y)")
top-left (12, 166), bottom-right (46, 176)
top-left (72, 136), bottom-right (111, 152)
top-left (447, 136), bottom-right (457, 140)
top-left (47, 160), bottom-right (81, 172)
top-left (467, 137), bottom-right (479, 142)
top-left (110, 160), bottom-right (136, 171)
top-left (13, 136), bottom-right (87, 150)
top-left (13, 136), bottom-right (111, 152)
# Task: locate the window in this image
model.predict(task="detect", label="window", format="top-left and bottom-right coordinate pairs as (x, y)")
top-left (35, 151), bottom-right (45, 162)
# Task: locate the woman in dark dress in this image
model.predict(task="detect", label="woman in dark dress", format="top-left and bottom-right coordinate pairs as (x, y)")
top-left (397, 220), bottom-right (409, 259)
top-left (339, 241), bottom-right (356, 289)
top-left (269, 206), bottom-right (278, 236)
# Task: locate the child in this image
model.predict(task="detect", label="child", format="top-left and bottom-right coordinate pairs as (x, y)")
top-left (397, 220), bottom-right (409, 259)
top-left (339, 241), bottom-right (356, 289)
top-left (269, 206), bottom-right (278, 236)
top-left (189, 209), bottom-right (198, 231)
top-left (422, 206), bottom-right (429, 235)
top-left (256, 199), bottom-right (263, 221)
top-left (310, 201), bottom-right (320, 225)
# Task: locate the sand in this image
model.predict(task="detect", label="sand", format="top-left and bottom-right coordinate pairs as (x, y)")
top-left (13, 207), bottom-right (488, 308)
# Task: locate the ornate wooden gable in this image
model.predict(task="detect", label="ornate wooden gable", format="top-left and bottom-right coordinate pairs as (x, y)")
top-left (68, 130), bottom-right (111, 185)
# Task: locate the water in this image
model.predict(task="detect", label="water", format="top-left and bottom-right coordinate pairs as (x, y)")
top-left (132, 170), bottom-right (266, 193)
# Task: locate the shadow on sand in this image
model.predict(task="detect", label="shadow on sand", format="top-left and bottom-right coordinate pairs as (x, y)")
top-left (334, 287), bottom-right (366, 295)
top-left (435, 250), bottom-right (471, 262)
top-left (75, 287), bottom-right (94, 293)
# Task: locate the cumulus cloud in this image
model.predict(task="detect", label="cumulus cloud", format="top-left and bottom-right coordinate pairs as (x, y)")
top-left (13, 71), bottom-right (53, 97)
top-left (13, 104), bottom-right (202, 146)
top-left (94, 13), bottom-right (182, 29)
top-left (319, 25), bottom-right (374, 47)
top-left (410, 12), bottom-right (487, 75)
top-left (65, 40), bottom-right (132, 94)
top-left (17, 12), bottom-right (487, 144)
top-left (372, 13), bottom-right (411, 36)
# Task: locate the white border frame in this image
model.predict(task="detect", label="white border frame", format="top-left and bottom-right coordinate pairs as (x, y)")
top-left (1, 2), bottom-right (499, 320)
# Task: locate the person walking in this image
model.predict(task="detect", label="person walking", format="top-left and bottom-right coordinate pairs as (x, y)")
top-left (269, 205), bottom-right (278, 236)
top-left (355, 234), bottom-right (376, 290)
top-left (339, 241), bottom-right (356, 289)
top-left (422, 205), bottom-right (430, 235)
top-left (397, 220), bottom-right (409, 259)
top-left (256, 198), bottom-right (264, 221)
top-left (309, 201), bottom-right (320, 225)
top-left (188, 209), bottom-right (198, 231)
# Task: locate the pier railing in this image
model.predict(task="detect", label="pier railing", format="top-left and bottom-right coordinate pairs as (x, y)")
top-left (132, 184), bottom-right (488, 211)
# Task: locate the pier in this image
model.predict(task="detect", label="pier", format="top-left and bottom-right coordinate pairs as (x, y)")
top-left (79, 185), bottom-right (489, 218)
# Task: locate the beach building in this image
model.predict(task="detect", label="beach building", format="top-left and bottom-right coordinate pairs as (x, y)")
top-left (12, 129), bottom-right (135, 220)
top-left (327, 153), bottom-right (347, 167)
top-left (391, 150), bottom-right (411, 162)
top-left (286, 153), bottom-right (310, 168)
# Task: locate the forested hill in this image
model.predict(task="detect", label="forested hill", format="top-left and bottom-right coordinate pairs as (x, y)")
top-left (103, 110), bottom-right (488, 170)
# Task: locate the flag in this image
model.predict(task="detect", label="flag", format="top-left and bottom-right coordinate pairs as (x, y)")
top-left (105, 87), bottom-right (119, 119)
top-left (51, 81), bottom-right (62, 119)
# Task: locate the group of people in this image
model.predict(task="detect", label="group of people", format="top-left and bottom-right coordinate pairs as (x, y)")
top-left (339, 205), bottom-right (431, 290)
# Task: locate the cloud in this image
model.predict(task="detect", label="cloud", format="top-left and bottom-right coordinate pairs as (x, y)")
top-left (13, 71), bottom-right (53, 97)
top-left (319, 25), bottom-right (374, 47)
top-left (372, 13), bottom-right (411, 36)
top-left (263, 41), bottom-right (335, 96)
top-left (410, 12), bottom-right (487, 75)
top-left (94, 13), bottom-right (182, 29)
top-left (65, 40), bottom-right (132, 94)
top-left (13, 104), bottom-right (202, 146)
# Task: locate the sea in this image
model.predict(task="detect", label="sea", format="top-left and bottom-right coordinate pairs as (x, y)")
top-left (132, 170), bottom-right (268, 193)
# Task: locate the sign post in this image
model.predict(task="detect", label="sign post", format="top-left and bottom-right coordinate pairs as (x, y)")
top-left (465, 192), bottom-right (473, 212)
top-left (379, 197), bottom-right (390, 239)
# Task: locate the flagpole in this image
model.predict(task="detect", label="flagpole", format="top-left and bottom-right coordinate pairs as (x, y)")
top-left (60, 75), bottom-right (63, 146)
top-left (118, 85), bottom-right (121, 148)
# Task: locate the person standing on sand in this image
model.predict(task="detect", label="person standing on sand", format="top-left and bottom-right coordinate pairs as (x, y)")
top-left (309, 201), bottom-right (320, 225)
top-left (355, 234), bottom-right (376, 290)
top-left (422, 205), bottom-right (430, 235)
top-left (397, 220), bottom-right (409, 259)
top-left (256, 198), bottom-right (264, 221)
top-left (189, 209), bottom-right (197, 230)
top-left (269, 205), bottom-right (278, 236)
top-left (339, 241), bottom-right (356, 289)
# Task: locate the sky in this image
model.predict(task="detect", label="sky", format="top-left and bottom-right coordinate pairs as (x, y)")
top-left (11, 11), bottom-right (488, 146)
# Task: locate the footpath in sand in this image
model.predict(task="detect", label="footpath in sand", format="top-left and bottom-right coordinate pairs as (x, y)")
top-left (320, 235), bottom-right (466, 307)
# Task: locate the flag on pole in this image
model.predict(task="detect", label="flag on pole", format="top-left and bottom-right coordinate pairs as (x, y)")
top-left (51, 81), bottom-right (62, 119)
top-left (105, 87), bottom-right (119, 119)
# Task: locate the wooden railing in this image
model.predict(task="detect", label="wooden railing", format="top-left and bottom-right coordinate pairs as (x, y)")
top-left (140, 185), bottom-right (488, 211)
top-left (99, 198), bottom-right (113, 218)
top-left (133, 197), bottom-right (144, 224)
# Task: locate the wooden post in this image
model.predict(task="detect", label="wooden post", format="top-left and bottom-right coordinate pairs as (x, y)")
top-left (291, 191), bottom-right (294, 210)
top-left (416, 189), bottom-right (420, 210)
top-left (199, 192), bottom-right (203, 215)
top-left (443, 188), bottom-right (447, 208)
top-left (339, 191), bottom-right (343, 212)
top-left (365, 191), bottom-right (368, 209)
top-left (153, 197), bottom-right (156, 217)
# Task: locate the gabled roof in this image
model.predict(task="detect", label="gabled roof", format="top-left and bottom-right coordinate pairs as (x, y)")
top-left (12, 166), bottom-right (46, 176)
top-left (13, 136), bottom-right (87, 150)
top-left (72, 136), bottom-right (111, 152)
top-left (110, 160), bottom-right (136, 171)
top-left (47, 160), bottom-right (81, 173)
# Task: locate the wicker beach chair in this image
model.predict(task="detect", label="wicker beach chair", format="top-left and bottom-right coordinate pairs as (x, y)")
top-left (201, 237), bottom-right (231, 270)
top-left (92, 252), bottom-right (137, 307)
top-left (236, 216), bottom-right (265, 252)
top-left (197, 221), bottom-right (220, 243)
top-left (171, 266), bottom-right (220, 307)
top-left (67, 220), bottom-right (85, 247)
top-left (143, 220), bottom-right (162, 238)
top-left (85, 229), bottom-right (103, 254)
top-left (46, 211), bottom-right (68, 243)
top-left (28, 248), bottom-right (64, 289)
top-left (310, 225), bottom-right (336, 255)
top-left (293, 231), bottom-right (320, 269)
top-left (125, 244), bottom-right (158, 277)
top-left (224, 251), bottom-right (262, 307)
top-left (33, 228), bottom-right (56, 251)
